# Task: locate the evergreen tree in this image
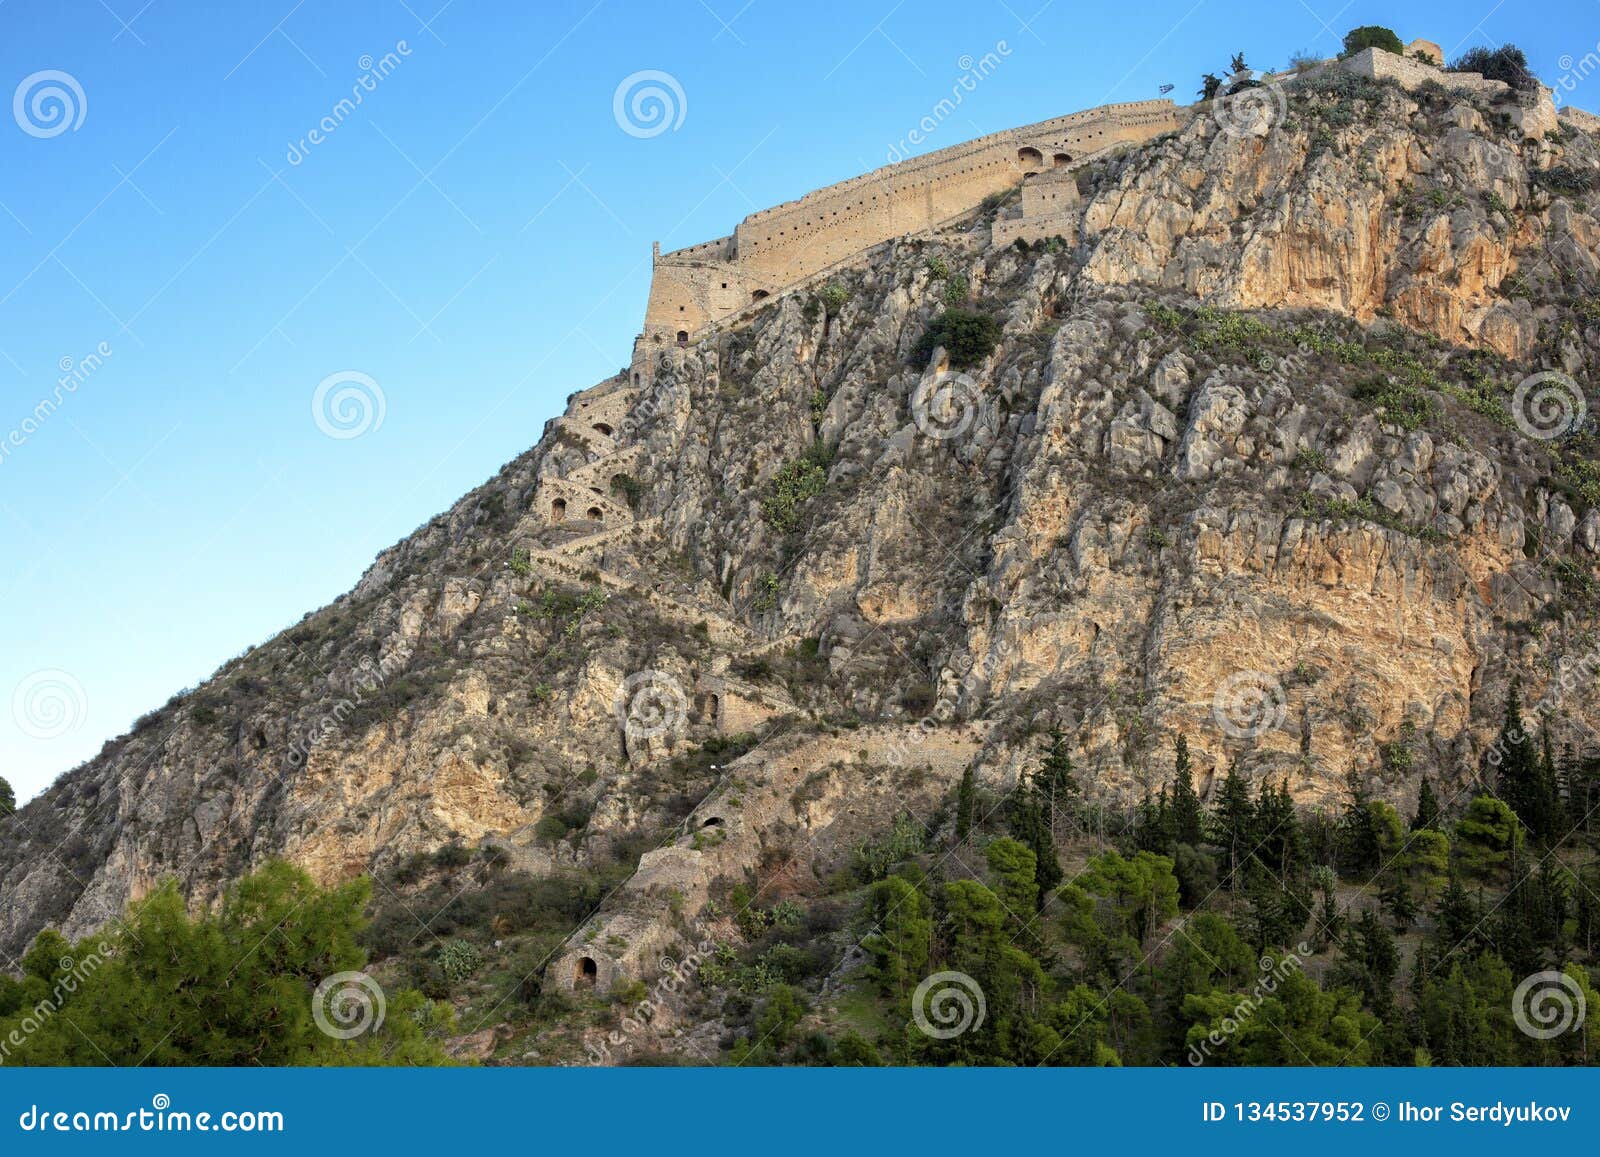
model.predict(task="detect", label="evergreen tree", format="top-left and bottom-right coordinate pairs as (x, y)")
top-left (860, 876), bottom-right (932, 997)
top-left (1168, 735), bottom-right (1204, 847)
top-left (954, 762), bottom-right (976, 844)
top-left (1492, 680), bottom-right (1558, 843)
top-left (0, 775), bottom-right (13, 817)
top-left (0, 862), bottom-right (451, 1064)
top-left (1433, 869), bottom-right (1480, 955)
top-left (1038, 726), bottom-right (1081, 837)
top-left (1210, 763), bottom-right (1254, 887)
top-left (1337, 768), bottom-right (1382, 879)
top-left (985, 838), bottom-right (1040, 939)
top-left (1253, 778), bottom-right (1303, 878)
top-left (1379, 873), bottom-right (1418, 931)
top-left (1411, 775), bottom-right (1441, 831)
top-left (1245, 866), bottom-right (1311, 952)
top-left (1006, 775), bottom-right (1063, 907)
top-left (1337, 908), bottom-right (1399, 1015)
top-left (1134, 789), bottom-right (1168, 854)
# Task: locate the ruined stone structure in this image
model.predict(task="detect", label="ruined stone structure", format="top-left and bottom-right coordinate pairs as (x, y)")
top-left (1406, 38), bottom-right (1444, 66)
top-left (631, 98), bottom-right (1181, 381)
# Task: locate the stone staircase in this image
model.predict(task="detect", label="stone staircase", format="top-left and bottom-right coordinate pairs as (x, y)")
top-left (525, 383), bottom-right (777, 657)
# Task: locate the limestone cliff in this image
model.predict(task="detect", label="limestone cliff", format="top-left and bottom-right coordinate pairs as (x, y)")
top-left (4, 69), bottom-right (1600, 1002)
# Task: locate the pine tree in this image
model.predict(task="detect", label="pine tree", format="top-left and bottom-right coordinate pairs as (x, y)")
top-left (1411, 775), bottom-right (1440, 831)
top-left (954, 763), bottom-right (976, 844)
top-left (1535, 727), bottom-right (1562, 842)
top-left (0, 775), bottom-right (13, 817)
top-left (1038, 727), bottom-right (1080, 837)
top-left (1210, 762), bottom-right (1254, 887)
top-left (1253, 778), bottom-right (1303, 878)
top-left (1492, 680), bottom-right (1558, 843)
top-left (1338, 908), bottom-right (1399, 1015)
top-left (1006, 775), bottom-right (1062, 907)
top-left (1379, 874), bottom-right (1418, 931)
top-left (1337, 768), bottom-right (1381, 879)
top-left (1434, 869), bottom-right (1479, 954)
top-left (1169, 735), bottom-right (1204, 847)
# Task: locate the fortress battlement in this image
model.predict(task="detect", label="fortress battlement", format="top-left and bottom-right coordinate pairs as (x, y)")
top-left (632, 97), bottom-right (1182, 378)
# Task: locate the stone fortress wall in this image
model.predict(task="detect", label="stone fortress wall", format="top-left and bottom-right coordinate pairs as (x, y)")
top-left (628, 35), bottom-right (1571, 387)
top-left (633, 98), bottom-right (1181, 372)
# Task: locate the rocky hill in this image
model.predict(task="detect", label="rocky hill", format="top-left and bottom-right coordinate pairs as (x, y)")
top-left (5, 63), bottom-right (1600, 1058)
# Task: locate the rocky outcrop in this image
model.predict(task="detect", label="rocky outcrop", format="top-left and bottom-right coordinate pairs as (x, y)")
top-left (3, 71), bottom-right (1600, 975)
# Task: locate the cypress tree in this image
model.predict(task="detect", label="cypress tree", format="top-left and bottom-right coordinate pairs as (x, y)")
top-left (1007, 775), bottom-right (1062, 907)
top-left (1211, 763), bottom-right (1254, 887)
top-left (1338, 768), bottom-right (1381, 879)
top-left (1038, 726), bottom-right (1080, 837)
top-left (1434, 869), bottom-right (1479, 953)
top-left (1411, 775), bottom-right (1440, 831)
top-left (1169, 735), bottom-right (1204, 847)
top-left (954, 763), bottom-right (976, 843)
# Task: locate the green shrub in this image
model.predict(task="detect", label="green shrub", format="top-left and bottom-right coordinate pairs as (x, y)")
top-left (1450, 45), bottom-right (1537, 92)
top-left (911, 308), bottom-right (1001, 368)
top-left (819, 282), bottom-right (850, 319)
top-left (1340, 25), bottom-right (1403, 57)
top-left (761, 445), bottom-right (831, 533)
top-left (438, 939), bottom-right (483, 983)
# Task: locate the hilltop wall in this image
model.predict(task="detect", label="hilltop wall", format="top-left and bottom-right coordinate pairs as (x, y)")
top-left (634, 98), bottom-right (1180, 365)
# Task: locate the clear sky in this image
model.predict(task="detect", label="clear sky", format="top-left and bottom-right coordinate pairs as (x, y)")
top-left (1, 0), bottom-right (1591, 803)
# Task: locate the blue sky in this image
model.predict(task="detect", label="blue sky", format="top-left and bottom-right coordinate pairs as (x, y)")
top-left (0, 0), bottom-right (1590, 802)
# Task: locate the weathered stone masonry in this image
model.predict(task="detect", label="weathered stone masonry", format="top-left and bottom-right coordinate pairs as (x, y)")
top-left (631, 97), bottom-right (1182, 379)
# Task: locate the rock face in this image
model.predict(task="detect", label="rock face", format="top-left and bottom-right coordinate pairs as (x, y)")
top-left (4, 73), bottom-right (1600, 978)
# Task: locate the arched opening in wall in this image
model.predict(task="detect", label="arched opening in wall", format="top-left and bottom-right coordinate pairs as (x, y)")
top-left (751, 290), bottom-right (770, 302)
top-left (1018, 146), bottom-right (1044, 167)
top-left (574, 957), bottom-right (597, 987)
top-left (586, 507), bottom-right (604, 522)
top-left (632, 372), bottom-right (639, 385)
top-left (1053, 152), bottom-right (1072, 166)
top-left (676, 330), bottom-right (689, 345)
top-left (551, 498), bottom-right (567, 523)
top-left (701, 816), bottom-right (723, 828)
top-left (593, 422), bottom-right (613, 437)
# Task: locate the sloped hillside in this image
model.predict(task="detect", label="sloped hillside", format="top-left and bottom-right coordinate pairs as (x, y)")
top-left (4, 66), bottom-right (1600, 1045)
